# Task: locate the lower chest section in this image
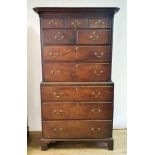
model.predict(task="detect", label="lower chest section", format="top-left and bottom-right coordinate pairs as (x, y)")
top-left (41, 83), bottom-right (113, 139)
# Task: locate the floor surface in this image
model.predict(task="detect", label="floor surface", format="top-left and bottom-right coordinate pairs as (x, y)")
top-left (27, 129), bottom-right (126, 155)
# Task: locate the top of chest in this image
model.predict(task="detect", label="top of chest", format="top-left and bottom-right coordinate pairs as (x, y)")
top-left (33, 7), bottom-right (119, 18)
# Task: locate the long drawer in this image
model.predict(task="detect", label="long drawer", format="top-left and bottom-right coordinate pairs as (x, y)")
top-left (41, 83), bottom-right (114, 102)
top-left (43, 63), bottom-right (111, 82)
top-left (43, 46), bottom-right (111, 62)
top-left (43, 120), bottom-right (112, 139)
top-left (42, 102), bottom-right (113, 120)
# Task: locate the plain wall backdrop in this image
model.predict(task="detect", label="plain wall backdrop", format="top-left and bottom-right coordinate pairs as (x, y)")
top-left (27, 0), bottom-right (127, 131)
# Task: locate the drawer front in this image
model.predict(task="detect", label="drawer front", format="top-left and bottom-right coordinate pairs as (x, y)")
top-left (78, 30), bottom-right (111, 44)
top-left (66, 19), bottom-right (88, 28)
top-left (89, 18), bottom-right (111, 28)
top-left (43, 29), bottom-right (75, 44)
top-left (43, 63), bottom-right (111, 82)
top-left (41, 85), bottom-right (113, 102)
top-left (42, 102), bottom-right (113, 120)
top-left (43, 46), bottom-right (111, 62)
top-left (43, 120), bottom-right (112, 139)
top-left (41, 18), bottom-right (65, 28)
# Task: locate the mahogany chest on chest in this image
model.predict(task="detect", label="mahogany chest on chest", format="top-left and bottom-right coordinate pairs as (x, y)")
top-left (33, 7), bottom-right (119, 151)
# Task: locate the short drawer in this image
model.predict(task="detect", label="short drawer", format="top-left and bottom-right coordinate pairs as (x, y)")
top-left (43, 46), bottom-right (111, 62)
top-left (41, 18), bottom-right (65, 28)
top-left (66, 19), bottom-right (88, 28)
top-left (89, 18), bottom-right (111, 28)
top-left (77, 30), bottom-right (111, 44)
top-left (41, 83), bottom-right (114, 102)
top-left (43, 29), bottom-right (75, 44)
top-left (43, 120), bottom-right (112, 139)
top-left (42, 102), bottom-right (113, 120)
top-left (43, 63), bottom-right (111, 82)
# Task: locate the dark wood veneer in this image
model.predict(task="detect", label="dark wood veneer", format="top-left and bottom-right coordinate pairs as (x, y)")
top-left (77, 30), bottom-right (111, 44)
top-left (43, 29), bottom-right (76, 44)
top-left (43, 120), bottom-right (112, 139)
top-left (43, 63), bottom-right (111, 82)
top-left (41, 18), bottom-right (65, 28)
top-left (66, 18), bottom-right (88, 28)
top-left (89, 18), bottom-right (111, 28)
top-left (33, 7), bottom-right (119, 151)
top-left (41, 84), bottom-right (114, 102)
top-left (42, 102), bottom-right (113, 120)
top-left (43, 46), bottom-right (111, 62)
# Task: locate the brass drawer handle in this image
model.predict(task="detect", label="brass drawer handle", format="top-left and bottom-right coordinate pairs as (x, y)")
top-left (94, 52), bottom-right (104, 58)
top-left (72, 19), bottom-right (81, 30)
top-left (54, 32), bottom-right (64, 40)
top-left (89, 31), bottom-right (99, 40)
top-left (49, 52), bottom-right (60, 57)
top-left (49, 19), bottom-right (57, 25)
top-left (91, 128), bottom-right (101, 133)
top-left (91, 91), bottom-right (101, 97)
top-left (91, 109), bottom-right (101, 113)
top-left (53, 128), bottom-right (63, 132)
top-left (50, 70), bottom-right (61, 76)
top-left (52, 92), bottom-right (63, 98)
top-left (94, 70), bottom-right (104, 76)
top-left (95, 19), bottom-right (105, 25)
top-left (52, 109), bottom-right (63, 114)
